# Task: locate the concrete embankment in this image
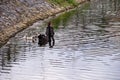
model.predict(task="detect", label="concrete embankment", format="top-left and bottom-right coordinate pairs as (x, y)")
top-left (0, 0), bottom-right (85, 47)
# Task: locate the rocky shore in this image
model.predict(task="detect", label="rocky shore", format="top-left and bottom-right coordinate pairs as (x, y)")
top-left (0, 0), bottom-right (85, 47)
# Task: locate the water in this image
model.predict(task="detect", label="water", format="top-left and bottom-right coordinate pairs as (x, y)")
top-left (0, 2), bottom-right (120, 80)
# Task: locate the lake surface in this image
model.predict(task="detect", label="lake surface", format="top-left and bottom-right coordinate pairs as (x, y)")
top-left (0, 2), bottom-right (120, 80)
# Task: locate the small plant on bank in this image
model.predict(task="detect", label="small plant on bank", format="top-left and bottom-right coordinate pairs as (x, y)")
top-left (48, 0), bottom-right (78, 6)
